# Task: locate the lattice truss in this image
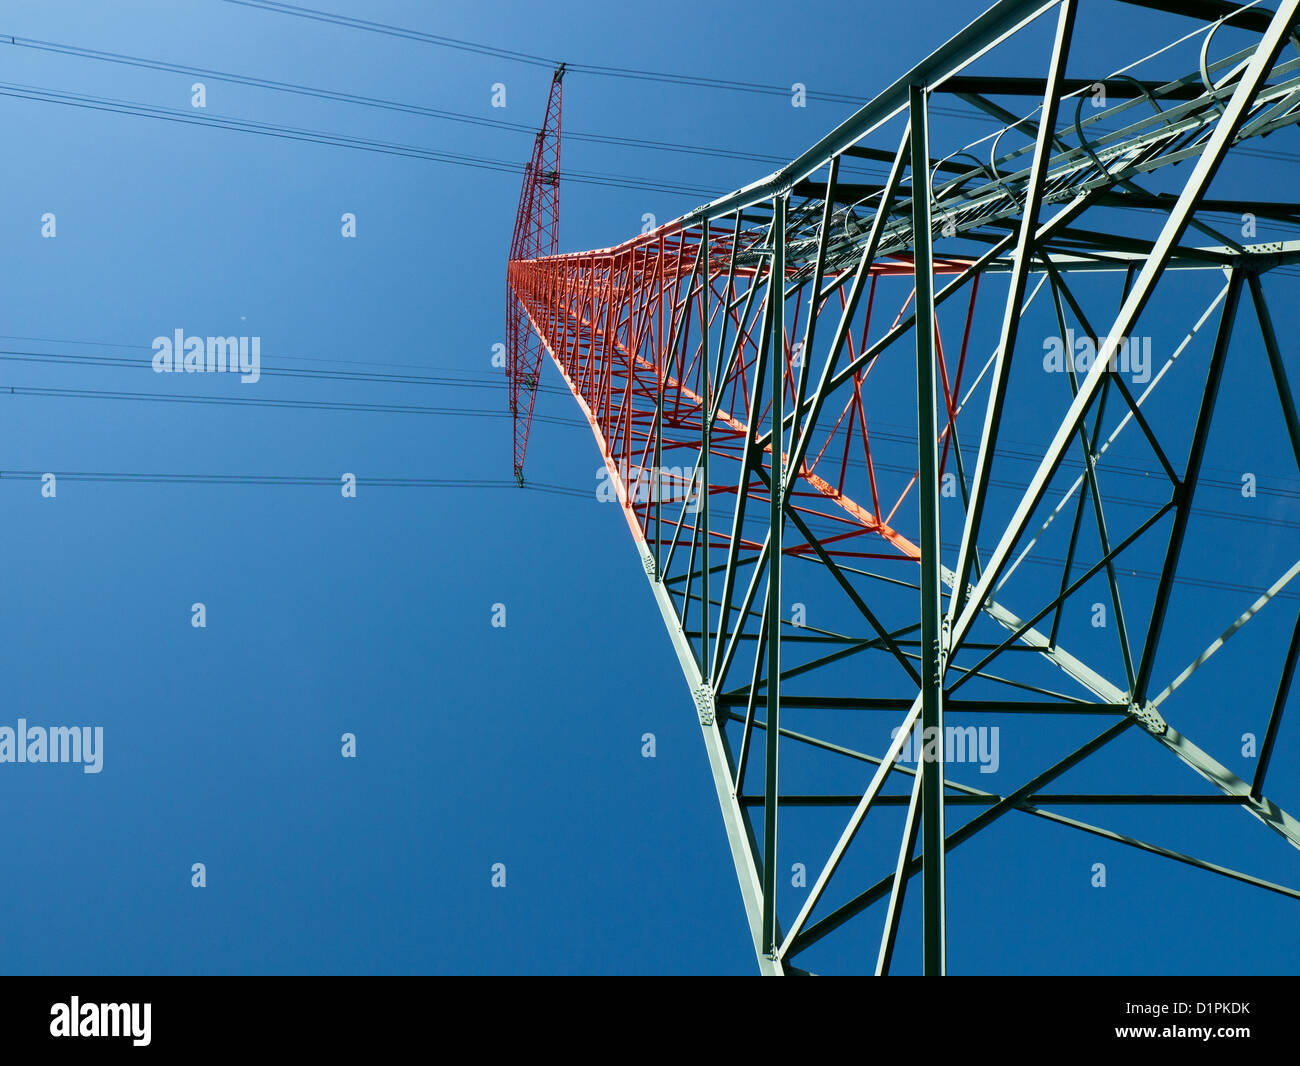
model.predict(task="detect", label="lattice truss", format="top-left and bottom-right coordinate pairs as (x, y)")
top-left (507, 0), bottom-right (1300, 974)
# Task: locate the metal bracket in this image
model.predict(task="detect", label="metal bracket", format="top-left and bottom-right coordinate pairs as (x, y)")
top-left (1130, 700), bottom-right (1168, 736)
top-left (694, 684), bottom-right (715, 727)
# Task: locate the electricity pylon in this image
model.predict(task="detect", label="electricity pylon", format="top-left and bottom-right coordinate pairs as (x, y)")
top-left (507, 0), bottom-right (1300, 975)
top-left (507, 62), bottom-right (563, 482)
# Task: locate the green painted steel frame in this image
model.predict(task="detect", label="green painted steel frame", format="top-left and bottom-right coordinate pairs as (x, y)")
top-left (510, 0), bottom-right (1300, 976)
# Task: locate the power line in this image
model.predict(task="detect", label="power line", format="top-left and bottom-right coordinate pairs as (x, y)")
top-left (219, 0), bottom-right (561, 68)
top-left (2, 383), bottom-right (586, 425)
top-left (0, 332), bottom-right (526, 378)
top-left (0, 35), bottom-right (793, 168)
top-left (39, 334), bottom-right (1287, 525)
top-left (218, 0), bottom-right (872, 105)
top-left (0, 80), bottom-right (725, 199)
top-left (0, 344), bottom-right (570, 396)
top-left (35, 346), bottom-right (1293, 525)
top-left (0, 468), bottom-right (592, 498)
top-left (3, 401), bottom-right (1285, 588)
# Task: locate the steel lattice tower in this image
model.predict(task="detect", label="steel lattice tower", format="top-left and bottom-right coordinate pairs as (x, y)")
top-left (507, 0), bottom-right (1300, 975)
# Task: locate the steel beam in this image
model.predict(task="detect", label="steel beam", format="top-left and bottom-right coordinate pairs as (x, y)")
top-left (910, 82), bottom-right (947, 976)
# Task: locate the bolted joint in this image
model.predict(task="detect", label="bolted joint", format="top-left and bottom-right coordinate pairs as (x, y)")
top-left (1129, 700), bottom-right (1168, 736)
top-left (642, 552), bottom-right (658, 580)
top-left (693, 684), bottom-right (715, 727)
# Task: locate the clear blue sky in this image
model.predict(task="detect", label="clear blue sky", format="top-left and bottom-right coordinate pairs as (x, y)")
top-left (0, 0), bottom-right (1296, 975)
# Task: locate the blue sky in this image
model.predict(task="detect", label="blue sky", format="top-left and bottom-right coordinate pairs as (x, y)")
top-left (0, 0), bottom-right (1297, 975)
